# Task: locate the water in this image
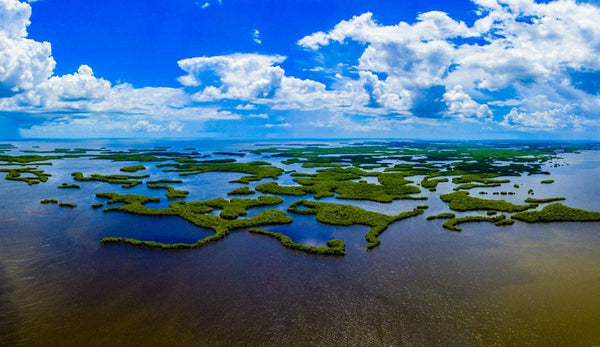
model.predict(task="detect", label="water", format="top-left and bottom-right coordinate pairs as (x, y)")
top-left (1, 139), bottom-right (600, 346)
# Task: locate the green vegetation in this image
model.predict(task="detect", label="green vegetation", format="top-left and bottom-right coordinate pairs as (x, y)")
top-left (162, 161), bottom-right (283, 184)
top-left (417, 205), bottom-right (429, 209)
top-left (514, 184), bottom-right (520, 188)
top-left (248, 228), bottom-right (345, 256)
top-left (146, 179), bottom-right (183, 184)
top-left (420, 177), bottom-right (448, 191)
top-left (119, 165), bottom-right (146, 172)
top-left (440, 191), bottom-right (537, 212)
top-left (57, 183), bottom-right (80, 189)
top-left (1, 167), bottom-right (51, 185)
top-left (524, 197), bottom-right (566, 203)
top-left (256, 170), bottom-right (422, 202)
top-left (97, 193), bottom-right (292, 249)
top-left (443, 215), bottom-right (513, 232)
top-left (146, 184), bottom-right (189, 199)
top-left (288, 200), bottom-right (423, 250)
top-left (541, 179), bottom-right (555, 184)
top-left (40, 199), bottom-right (58, 204)
top-left (486, 210), bottom-right (497, 216)
top-left (72, 172), bottom-right (149, 188)
top-left (92, 203), bottom-right (104, 208)
top-left (512, 203), bottom-right (600, 223)
top-left (426, 212), bottom-right (455, 220)
top-left (227, 187), bottom-right (255, 195)
top-left (58, 202), bottom-right (77, 208)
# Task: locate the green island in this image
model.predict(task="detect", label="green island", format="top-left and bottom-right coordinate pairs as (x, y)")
top-left (248, 228), bottom-right (345, 256)
top-left (442, 215), bottom-right (514, 232)
top-left (440, 191), bottom-right (537, 212)
top-left (257, 169), bottom-right (423, 202)
top-left (92, 203), bottom-right (104, 208)
top-left (58, 183), bottom-right (80, 189)
top-left (287, 200), bottom-right (424, 250)
top-left (512, 203), bottom-right (600, 223)
top-left (40, 199), bottom-right (58, 204)
top-left (72, 172), bottom-right (150, 188)
top-left (119, 165), bottom-right (146, 172)
top-left (541, 179), bottom-right (555, 184)
top-left (426, 212), bottom-right (456, 220)
top-left (146, 184), bottom-right (189, 199)
top-left (1, 167), bottom-right (51, 185)
top-left (146, 179), bottom-right (183, 184)
top-left (227, 187), bottom-right (255, 195)
top-left (58, 202), bottom-right (77, 208)
top-left (97, 193), bottom-right (292, 249)
top-left (161, 161), bottom-right (283, 184)
top-left (420, 177), bottom-right (449, 191)
top-left (524, 197), bottom-right (566, 203)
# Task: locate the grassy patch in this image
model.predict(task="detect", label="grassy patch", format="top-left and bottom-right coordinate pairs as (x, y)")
top-left (541, 179), bottom-right (555, 184)
top-left (58, 202), bottom-right (77, 208)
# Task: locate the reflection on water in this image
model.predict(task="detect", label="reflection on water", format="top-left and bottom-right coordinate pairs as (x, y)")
top-left (0, 139), bottom-right (599, 346)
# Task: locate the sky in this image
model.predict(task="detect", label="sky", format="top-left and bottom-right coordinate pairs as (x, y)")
top-left (1, 0), bottom-right (600, 139)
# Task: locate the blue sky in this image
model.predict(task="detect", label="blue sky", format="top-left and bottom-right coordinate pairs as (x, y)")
top-left (1, 0), bottom-right (600, 139)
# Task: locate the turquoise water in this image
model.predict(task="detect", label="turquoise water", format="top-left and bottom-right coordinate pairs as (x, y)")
top-left (1, 139), bottom-right (599, 346)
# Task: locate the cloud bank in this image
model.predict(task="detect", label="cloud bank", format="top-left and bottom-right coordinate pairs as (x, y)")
top-left (1, 0), bottom-right (600, 138)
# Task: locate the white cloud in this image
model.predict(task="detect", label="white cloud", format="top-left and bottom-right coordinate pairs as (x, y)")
top-left (0, 0), bottom-right (55, 93)
top-left (264, 122), bottom-right (291, 128)
top-left (177, 53), bottom-right (286, 100)
top-left (252, 28), bottom-right (261, 44)
top-left (296, 1), bottom-right (600, 131)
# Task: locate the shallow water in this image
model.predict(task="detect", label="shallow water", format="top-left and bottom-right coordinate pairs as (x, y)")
top-left (1, 139), bottom-right (600, 346)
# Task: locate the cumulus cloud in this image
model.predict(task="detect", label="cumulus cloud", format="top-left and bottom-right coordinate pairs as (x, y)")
top-left (3, 0), bottom-right (600, 137)
top-left (297, 1), bottom-right (600, 130)
top-left (0, 0), bottom-right (55, 94)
